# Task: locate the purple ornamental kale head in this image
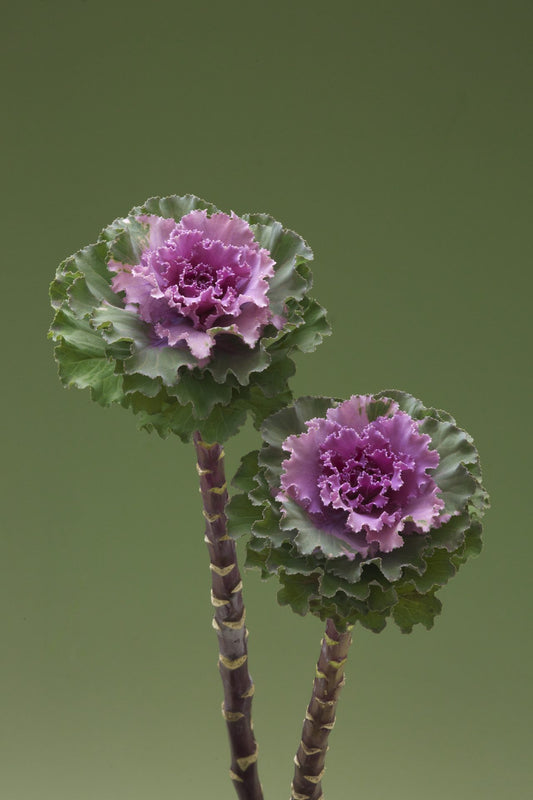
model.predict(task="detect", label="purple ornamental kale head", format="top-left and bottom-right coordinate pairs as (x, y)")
top-left (110, 210), bottom-right (281, 365)
top-left (279, 395), bottom-right (448, 557)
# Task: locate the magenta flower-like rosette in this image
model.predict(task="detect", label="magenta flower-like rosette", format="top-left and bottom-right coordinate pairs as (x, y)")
top-left (227, 391), bottom-right (488, 632)
top-left (49, 195), bottom-right (329, 442)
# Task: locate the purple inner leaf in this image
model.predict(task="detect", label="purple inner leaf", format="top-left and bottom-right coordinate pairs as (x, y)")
top-left (279, 396), bottom-right (448, 557)
top-left (109, 210), bottom-right (279, 364)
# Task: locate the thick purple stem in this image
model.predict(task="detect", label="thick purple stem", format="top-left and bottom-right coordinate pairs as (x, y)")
top-left (291, 619), bottom-right (352, 800)
top-left (193, 432), bottom-right (263, 800)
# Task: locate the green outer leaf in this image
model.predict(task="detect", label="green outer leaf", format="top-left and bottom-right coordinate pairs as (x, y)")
top-left (428, 511), bottom-right (470, 551)
top-left (260, 395), bottom-right (335, 448)
top-left (226, 493), bottom-right (263, 539)
top-left (408, 548), bottom-right (457, 593)
top-left (251, 352), bottom-right (296, 398)
top-left (241, 352), bottom-right (295, 429)
top-left (367, 582), bottom-right (398, 613)
top-left (68, 276), bottom-right (100, 318)
top-left (69, 243), bottom-right (122, 306)
top-left (309, 590), bottom-right (370, 630)
top-left (243, 214), bottom-right (313, 315)
top-left (121, 372), bottom-right (162, 398)
top-left (365, 397), bottom-right (396, 422)
top-left (358, 610), bottom-right (389, 633)
top-left (207, 335), bottom-right (271, 386)
top-left (327, 557), bottom-right (364, 583)
top-left (266, 546), bottom-right (318, 577)
top-left (392, 587), bottom-right (442, 634)
top-left (281, 497), bottom-right (359, 560)
top-left (277, 572), bottom-right (320, 616)
top-left (123, 345), bottom-right (196, 385)
top-left (246, 385), bottom-right (294, 430)
top-left (99, 216), bottom-right (149, 265)
top-left (252, 504), bottom-right (288, 547)
top-left (280, 297), bottom-right (331, 353)
top-left (164, 403), bottom-right (198, 441)
top-left (245, 544), bottom-right (271, 576)
top-left (51, 308), bottom-right (107, 356)
top-left (167, 368), bottom-right (234, 419)
top-left (451, 521), bottom-right (483, 567)
top-left (368, 533), bottom-right (430, 582)
top-left (92, 306), bottom-right (152, 350)
top-left (420, 417), bottom-right (477, 515)
top-left (125, 394), bottom-right (197, 442)
top-left (319, 572), bottom-right (370, 601)
top-left (140, 193), bottom-right (220, 221)
top-left (54, 342), bottom-right (123, 406)
top-left (377, 389), bottom-right (457, 425)
top-left (196, 400), bottom-right (248, 443)
top-left (231, 451), bottom-right (261, 494)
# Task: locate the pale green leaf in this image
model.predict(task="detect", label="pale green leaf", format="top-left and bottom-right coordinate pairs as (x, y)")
top-left (124, 345), bottom-right (195, 385)
top-left (140, 193), bottom-right (220, 221)
top-left (55, 342), bottom-right (123, 406)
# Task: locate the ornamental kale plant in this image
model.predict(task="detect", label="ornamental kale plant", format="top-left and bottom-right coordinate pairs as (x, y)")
top-left (50, 193), bottom-right (329, 799)
top-left (49, 195), bottom-right (488, 800)
top-left (50, 194), bottom-right (329, 443)
top-left (228, 391), bottom-right (488, 799)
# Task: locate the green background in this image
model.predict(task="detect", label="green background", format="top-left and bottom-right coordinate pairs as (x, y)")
top-left (2, 1), bottom-right (531, 798)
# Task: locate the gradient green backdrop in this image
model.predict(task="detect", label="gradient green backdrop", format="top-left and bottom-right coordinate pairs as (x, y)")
top-left (2, 2), bottom-right (531, 798)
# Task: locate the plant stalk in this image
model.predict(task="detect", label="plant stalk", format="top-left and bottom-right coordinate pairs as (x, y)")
top-left (290, 619), bottom-right (352, 800)
top-left (193, 432), bottom-right (263, 800)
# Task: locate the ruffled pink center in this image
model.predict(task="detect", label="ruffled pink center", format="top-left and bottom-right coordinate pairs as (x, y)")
top-left (110, 210), bottom-right (278, 362)
top-left (279, 396), bottom-right (447, 557)
top-left (143, 232), bottom-right (253, 330)
top-left (318, 428), bottom-right (416, 518)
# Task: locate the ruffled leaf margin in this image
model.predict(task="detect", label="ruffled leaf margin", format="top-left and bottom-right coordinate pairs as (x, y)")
top-left (49, 195), bottom-right (330, 443)
top-left (226, 392), bottom-right (488, 633)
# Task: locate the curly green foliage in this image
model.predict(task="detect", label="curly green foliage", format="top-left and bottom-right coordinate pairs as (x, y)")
top-left (227, 392), bottom-right (488, 633)
top-left (49, 195), bottom-right (330, 442)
